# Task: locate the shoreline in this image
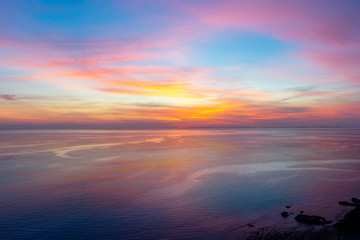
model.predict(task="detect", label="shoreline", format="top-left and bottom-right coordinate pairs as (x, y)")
top-left (241, 198), bottom-right (360, 240)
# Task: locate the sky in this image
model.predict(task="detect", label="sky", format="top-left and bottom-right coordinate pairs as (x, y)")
top-left (0, 0), bottom-right (360, 129)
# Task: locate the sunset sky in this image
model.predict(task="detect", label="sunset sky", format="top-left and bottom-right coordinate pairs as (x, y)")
top-left (1, 0), bottom-right (360, 129)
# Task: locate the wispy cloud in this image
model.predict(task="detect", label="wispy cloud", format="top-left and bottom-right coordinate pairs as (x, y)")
top-left (0, 94), bottom-right (17, 101)
top-left (180, 0), bottom-right (360, 83)
top-left (0, 0), bottom-right (359, 128)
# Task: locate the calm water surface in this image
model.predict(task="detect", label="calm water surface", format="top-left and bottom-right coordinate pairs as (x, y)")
top-left (1, 129), bottom-right (360, 239)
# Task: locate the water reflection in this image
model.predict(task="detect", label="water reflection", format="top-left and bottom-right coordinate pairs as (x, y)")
top-left (1, 129), bottom-right (360, 239)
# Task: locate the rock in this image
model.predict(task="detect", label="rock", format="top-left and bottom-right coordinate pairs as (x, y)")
top-left (295, 214), bottom-right (332, 225)
top-left (286, 205), bottom-right (291, 208)
top-left (339, 201), bottom-right (359, 207)
top-left (300, 211), bottom-right (304, 214)
top-left (351, 197), bottom-right (360, 204)
top-left (248, 224), bottom-right (255, 228)
top-left (335, 204), bottom-right (360, 233)
top-left (281, 211), bottom-right (289, 218)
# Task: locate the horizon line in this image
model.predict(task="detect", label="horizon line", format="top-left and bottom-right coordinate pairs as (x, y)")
top-left (1, 127), bottom-right (360, 131)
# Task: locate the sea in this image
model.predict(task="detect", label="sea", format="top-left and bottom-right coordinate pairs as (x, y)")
top-left (1, 129), bottom-right (360, 239)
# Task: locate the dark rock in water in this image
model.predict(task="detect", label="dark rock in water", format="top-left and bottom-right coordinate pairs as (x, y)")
top-left (281, 211), bottom-right (289, 218)
top-left (335, 206), bottom-right (360, 233)
top-left (286, 205), bottom-right (291, 208)
top-left (248, 224), bottom-right (254, 228)
top-left (295, 214), bottom-right (332, 225)
top-left (339, 201), bottom-right (359, 207)
top-left (300, 210), bottom-right (304, 214)
top-left (351, 197), bottom-right (360, 204)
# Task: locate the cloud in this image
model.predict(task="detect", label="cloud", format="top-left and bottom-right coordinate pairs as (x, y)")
top-left (179, 0), bottom-right (360, 82)
top-left (0, 1), bottom-right (359, 129)
top-left (0, 94), bottom-right (17, 101)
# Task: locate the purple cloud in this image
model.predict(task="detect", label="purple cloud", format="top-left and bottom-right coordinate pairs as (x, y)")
top-left (0, 94), bottom-right (18, 101)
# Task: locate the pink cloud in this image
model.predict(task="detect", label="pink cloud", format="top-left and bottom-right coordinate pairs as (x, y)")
top-left (0, 94), bottom-right (17, 101)
top-left (300, 48), bottom-right (360, 81)
top-left (179, 0), bottom-right (360, 82)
